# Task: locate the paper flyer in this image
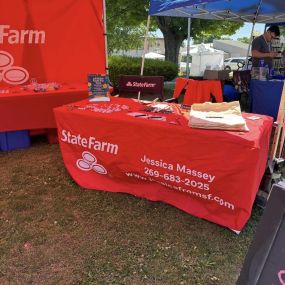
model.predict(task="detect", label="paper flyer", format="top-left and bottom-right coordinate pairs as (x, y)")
top-left (88, 74), bottom-right (110, 102)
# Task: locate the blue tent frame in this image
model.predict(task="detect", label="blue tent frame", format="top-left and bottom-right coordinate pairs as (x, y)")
top-left (149, 1), bottom-right (285, 23)
top-left (266, 22), bottom-right (285, 28)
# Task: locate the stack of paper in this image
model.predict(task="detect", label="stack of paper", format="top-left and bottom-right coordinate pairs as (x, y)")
top-left (189, 101), bottom-right (248, 131)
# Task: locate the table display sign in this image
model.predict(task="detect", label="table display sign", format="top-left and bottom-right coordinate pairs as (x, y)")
top-left (118, 75), bottom-right (164, 100)
top-left (54, 97), bottom-right (273, 232)
top-left (88, 74), bottom-right (110, 102)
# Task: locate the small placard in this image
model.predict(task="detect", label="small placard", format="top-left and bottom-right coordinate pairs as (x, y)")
top-left (88, 74), bottom-right (110, 102)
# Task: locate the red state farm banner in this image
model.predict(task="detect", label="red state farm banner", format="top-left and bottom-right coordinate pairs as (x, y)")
top-left (0, 0), bottom-right (106, 86)
top-left (54, 97), bottom-right (273, 232)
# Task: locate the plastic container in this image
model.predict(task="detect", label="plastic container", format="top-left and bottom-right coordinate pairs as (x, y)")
top-left (0, 130), bottom-right (31, 151)
top-left (269, 68), bottom-right (275, 79)
top-left (251, 67), bottom-right (268, 81)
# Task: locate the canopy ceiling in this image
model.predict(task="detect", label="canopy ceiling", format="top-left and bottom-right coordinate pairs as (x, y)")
top-left (149, 0), bottom-right (285, 23)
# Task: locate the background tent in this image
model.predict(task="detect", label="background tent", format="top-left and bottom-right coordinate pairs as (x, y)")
top-left (150, 0), bottom-right (285, 163)
top-left (145, 52), bottom-right (165, 60)
top-left (149, 0), bottom-right (285, 76)
top-left (0, 0), bottom-right (107, 85)
top-left (189, 44), bottom-right (224, 76)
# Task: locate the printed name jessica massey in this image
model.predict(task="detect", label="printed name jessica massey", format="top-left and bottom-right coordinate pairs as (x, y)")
top-left (140, 154), bottom-right (216, 183)
top-left (141, 154), bottom-right (173, 170)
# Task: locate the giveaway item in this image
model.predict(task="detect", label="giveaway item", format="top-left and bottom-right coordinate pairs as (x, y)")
top-left (88, 74), bottom-right (110, 102)
top-left (127, 112), bottom-right (167, 121)
top-left (143, 102), bottom-right (182, 115)
top-left (189, 101), bottom-right (248, 131)
top-left (23, 82), bottom-right (61, 92)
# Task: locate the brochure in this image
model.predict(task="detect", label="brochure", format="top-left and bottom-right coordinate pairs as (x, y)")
top-left (88, 74), bottom-right (110, 102)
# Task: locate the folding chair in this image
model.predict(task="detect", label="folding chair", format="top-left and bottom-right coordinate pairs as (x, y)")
top-left (118, 75), bottom-right (164, 101)
top-left (165, 77), bottom-right (223, 106)
top-left (232, 70), bottom-right (251, 112)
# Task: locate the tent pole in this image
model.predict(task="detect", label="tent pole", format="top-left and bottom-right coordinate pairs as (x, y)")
top-left (103, 0), bottom-right (109, 75)
top-left (140, 15), bottom-right (151, 76)
top-left (246, 22), bottom-right (255, 68)
top-left (186, 18), bottom-right (192, 78)
top-left (138, 15), bottom-right (151, 101)
top-left (271, 84), bottom-right (285, 160)
top-left (246, 0), bottom-right (263, 68)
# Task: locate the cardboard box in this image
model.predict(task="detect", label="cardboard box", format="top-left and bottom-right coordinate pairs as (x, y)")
top-left (203, 70), bottom-right (230, 80)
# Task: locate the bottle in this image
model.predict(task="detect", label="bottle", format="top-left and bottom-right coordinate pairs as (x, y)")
top-left (259, 59), bottom-right (264, 67)
top-left (265, 64), bottom-right (269, 80)
top-left (269, 68), bottom-right (275, 79)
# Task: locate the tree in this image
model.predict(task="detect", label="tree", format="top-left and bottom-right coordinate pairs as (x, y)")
top-left (106, 0), bottom-right (150, 53)
top-left (156, 17), bottom-right (187, 66)
top-left (237, 37), bottom-right (250, 44)
top-left (107, 25), bottom-right (146, 53)
top-left (106, 0), bottom-right (243, 64)
top-left (156, 17), bottom-right (243, 64)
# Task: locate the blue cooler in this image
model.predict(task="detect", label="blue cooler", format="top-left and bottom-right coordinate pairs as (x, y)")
top-left (223, 84), bottom-right (240, 102)
top-left (0, 130), bottom-right (31, 151)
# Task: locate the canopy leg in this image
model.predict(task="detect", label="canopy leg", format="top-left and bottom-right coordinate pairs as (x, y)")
top-left (138, 15), bottom-right (151, 101)
top-left (186, 18), bottom-right (191, 78)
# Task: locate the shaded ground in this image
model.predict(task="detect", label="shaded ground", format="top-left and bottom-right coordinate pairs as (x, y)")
top-left (0, 137), bottom-right (263, 285)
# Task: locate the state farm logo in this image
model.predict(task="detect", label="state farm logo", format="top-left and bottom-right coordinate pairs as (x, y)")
top-left (76, 151), bottom-right (107, 175)
top-left (126, 81), bottom-right (156, 88)
top-left (0, 25), bottom-right (46, 44)
top-left (0, 50), bottom-right (29, 85)
top-left (0, 24), bottom-right (46, 85)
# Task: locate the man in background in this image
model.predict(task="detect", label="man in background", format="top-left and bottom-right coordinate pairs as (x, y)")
top-left (251, 25), bottom-right (280, 68)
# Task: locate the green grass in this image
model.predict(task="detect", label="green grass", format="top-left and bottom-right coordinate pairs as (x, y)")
top-left (0, 137), bottom-right (264, 285)
top-left (0, 83), bottom-right (263, 284)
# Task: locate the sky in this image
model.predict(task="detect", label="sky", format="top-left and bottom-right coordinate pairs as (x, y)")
top-left (230, 22), bottom-right (265, 40)
top-left (155, 22), bottom-right (266, 40)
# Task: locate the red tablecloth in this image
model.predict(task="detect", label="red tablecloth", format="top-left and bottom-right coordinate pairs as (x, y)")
top-left (54, 97), bottom-right (273, 231)
top-left (0, 84), bottom-right (88, 131)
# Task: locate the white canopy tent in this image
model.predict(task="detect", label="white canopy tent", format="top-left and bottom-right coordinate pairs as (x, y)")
top-left (145, 52), bottom-right (165, 60)
top-left (189, 44), bottom-right (225, 76)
